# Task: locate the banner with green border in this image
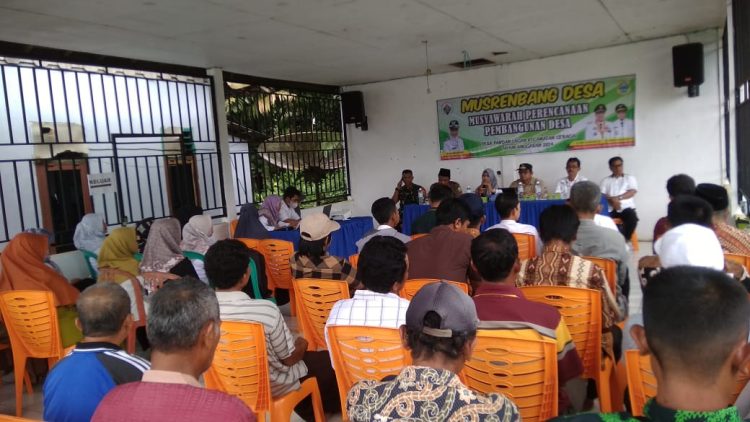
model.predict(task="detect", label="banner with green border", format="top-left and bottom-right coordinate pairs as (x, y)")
top-left (437, 75), bottom-right (635, 160)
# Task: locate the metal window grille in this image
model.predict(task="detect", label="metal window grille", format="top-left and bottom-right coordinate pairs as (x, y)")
top-left (0, 57), bottom-right (225, 248)
top-left (224, 83), bottom-right (349, 209)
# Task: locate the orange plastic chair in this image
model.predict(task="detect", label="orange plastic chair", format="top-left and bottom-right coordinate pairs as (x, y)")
top-left (205, 321), bottom-right (325, 422)
top-left (462, 330), bottom-right (558, 421)
top-left (0, 291), bottom-right (64, 416)
top-left (612, 218), bottom-right (639, 251)
top-left (348, 254), bottom-right (359, 269)
top-left (583, 256), bottom-right (617, 295)
top-left (725, 253), bottom-right (750, 269)
top-left (399, 278), bottom-right (469, 301)
top-left (410, 233), bottom-right (428, 240)
top-left (237, 238), bottom-right (262, 253)
top-left (259, 239), bottom-right (294, 306)
top-left (519, 286), bottom-right (617, 412)
top-left (292, 278), bottom-right (349, 351)
top-left (229, 219), bottom-right (239, 238)
top-left (0, 415), bottom-right (43, 421)
top-left (327, 326), bottom-right (411, 420)
top-left (512, 233), bottom-right (536, 260)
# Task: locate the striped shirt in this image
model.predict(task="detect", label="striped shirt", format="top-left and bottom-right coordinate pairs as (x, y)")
top-left (324, 290), bottom-right (409, 349)
top-left (290, 253), bottom-right (358, 289)
top-left (215, 291), bottom-right (307, 397)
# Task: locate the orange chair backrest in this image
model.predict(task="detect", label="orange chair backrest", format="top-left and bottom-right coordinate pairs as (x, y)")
top-left (463, 330), bottom-right (558, 421)
top-left (348, 254), bottom-right (359, 269)
top-left (513, 233), bottom-right (536, 261)
top-left (519, 286), bottom-right (602, 380)
top-left (0, 290), bottom-right (62, 359)
top-left (327, 326), bottom-right (411, 420)
top-left (205, 321), bottom-right (271, 417)
top-left (293, 278), bottom-right (349, 350)
top-left (399, 278), bottom-right (469, 301)
top-left (410, 233), bottom-right (428, 240)
top-left (725, 253), bottom-right (750, 269)
top-left (237, 238), bottom-right (262, 252)
top-left (582, 256), bottom-right (617, 295)
top-left (259, 239), bottom-right (294, 290)
top-left (229, 220), bottom-right (239, 238)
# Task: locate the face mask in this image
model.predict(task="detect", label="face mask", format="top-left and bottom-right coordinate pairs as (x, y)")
top-left (289, 201), bottom-right (299, 209)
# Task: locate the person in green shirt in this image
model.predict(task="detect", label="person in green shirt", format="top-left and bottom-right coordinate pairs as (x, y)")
top-left (555, 266), bottom-right (750, 422)
top-left (411, 183), bottom-right (453, 235)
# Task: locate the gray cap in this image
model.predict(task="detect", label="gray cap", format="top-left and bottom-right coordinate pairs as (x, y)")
top-left (405, 282), bottom-right (478, 338)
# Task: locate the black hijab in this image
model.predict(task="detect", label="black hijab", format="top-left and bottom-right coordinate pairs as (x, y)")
top-left (235, 203), bottom-right (271, 239)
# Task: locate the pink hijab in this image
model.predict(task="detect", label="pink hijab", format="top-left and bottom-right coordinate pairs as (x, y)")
top-left (258, 195), bottom-right (283, 228)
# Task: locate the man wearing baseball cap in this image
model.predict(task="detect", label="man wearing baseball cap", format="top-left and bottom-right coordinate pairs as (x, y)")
top-left (443, 120), bottom-right (465, 153)
top-left (346, 282), bottom-right (519, 421)
top-left (509, 163), bottom-right (546, 197)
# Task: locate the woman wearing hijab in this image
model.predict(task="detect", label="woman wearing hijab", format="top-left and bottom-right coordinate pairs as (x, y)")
top-left (474, 168), bottom-right (498, 198)
top-left (97, 227), bottom-right (141, 284)
top-left (258, 195), bottom-right (284, 230)
top-left (181, 214), bottom-right (215, 283)
top-left (73, 213), bottom-right (107, 253)
top-left (140, 218), bottom-right (198, 278)
top-left (235, 204), bottom-right (271, 239)
top-left (1, 232), bottom-right (82, 346)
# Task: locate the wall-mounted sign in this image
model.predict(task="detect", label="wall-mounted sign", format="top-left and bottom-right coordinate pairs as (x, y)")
top-left (88, 172), bottom-right (117, 195)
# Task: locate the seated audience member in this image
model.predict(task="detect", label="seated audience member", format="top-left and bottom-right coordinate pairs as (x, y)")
top-left (206, 240), bottom-right (339, 419)
top-left (458, 193), bottom-right (486, 238)
top-left (653, 174), bottom-right (695, 242)
top-left (475, 168), bottom-right (498, 198)
top-left (487, 191), bottom-right (542, 255)
top-left (327, 236), bottom-right (410, 341)
top-left (140, 218), bottom-right (199, 279)
top-left (556, 267), bottom-right (750, 421)
top-left (695, 183), bottom-right (750, 255)
top-left (44, 283), bottom-right (149, 422)
top-left (347, 282), bottom-right (519, 421)
top-left (407, 199), bottom-right (478, 290)
top-left (74, 213), bottom-right (107, 254)
top-left (516, 205), bottom-right (622, 361)
top-left (279, 186), bottom-right (303, 229)
top-left (291, 213), bottom-right (358, 292)
top-left (355, 197), bottom-right (411, 252)
top-left (411, 182), bottom-right (453, 235)
top-left (92, 278), bottom-right (255, 421)
top-left (97, 227), bottom-right (140, 283)
top-left (437, 167), bottom-right (462, 197)
top-left (258, 195), bottom-right (285, 231)
top-left (180, 214), bottom-right (216, 283)
top-left (510, 163), bottom-right (546, 196)
top-left (472, 229), bottom-right (583, 412)
top-left (570, 181), bottom-right (630, 300)
top-left (235, 203), bottom-right (271, 238)
top-left (555, 157), bottom-right (587, 199)
top-left (392, 169), bottom-right (427, 215)
top-left (600, 156), bottom-right (639, 241)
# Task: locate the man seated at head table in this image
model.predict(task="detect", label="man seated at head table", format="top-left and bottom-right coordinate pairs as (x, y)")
top-left (555, 157), bottom-right (588, 199)
top-left (356, 197), bottom-right (411, 252)
top-left (92, 277), bottom-right (255, 421)
top-left (44, 283), bottom-right (150, 422)
top-left (471, 228), bottom-right (583, 413)
top-left (411, 183), bottom-right (454, 235)
top-left (346, 282), bottom-right (520, 421)
top-left (486, 191), bottom-right (542, 255)
top-left (695, 182), bottom-right (750, 256)
top-left (554, 266), bottom-right (750, 421)
top-left (407, 198), bottom-right (480, 291)
top-left (509, 163), bottom-right (546, 197)
top-left (437, 167), bottom-right (463, 197)
top-left (392, 169), bottom-right (427, 217)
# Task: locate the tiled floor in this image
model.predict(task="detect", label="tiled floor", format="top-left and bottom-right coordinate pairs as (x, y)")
top-left (0, 242), bottom-right (650, 420)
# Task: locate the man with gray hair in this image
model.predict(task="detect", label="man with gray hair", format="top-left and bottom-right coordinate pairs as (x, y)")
top-left (43, 282), bottom-right (150, 422)
top-left (570, 181), bottom-right (630, 308)
top-left (93, 277), bottom-right (255, 421)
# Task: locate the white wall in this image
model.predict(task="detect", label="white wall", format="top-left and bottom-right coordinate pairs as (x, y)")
top-left (344, 30), bottom-right (724, 240)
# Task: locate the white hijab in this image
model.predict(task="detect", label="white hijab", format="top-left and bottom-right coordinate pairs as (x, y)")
top-left (654, 223), bottom-right (724, 270)
top-left (73, 213), bottom-right (106, 252)
top-left (180, 215), bottom-right (215, 254)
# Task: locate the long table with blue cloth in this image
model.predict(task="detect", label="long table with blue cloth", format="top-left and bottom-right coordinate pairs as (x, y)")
top-left (402, 196), bottom-right (610, 235)
top-left (268, 216), bottom-right (373, 258)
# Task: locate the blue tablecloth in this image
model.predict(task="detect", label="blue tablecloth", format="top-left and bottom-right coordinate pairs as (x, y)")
top-left (402, 196), bottom-right (609, 235)
top-left (269, 216), bottom-right (374, 258)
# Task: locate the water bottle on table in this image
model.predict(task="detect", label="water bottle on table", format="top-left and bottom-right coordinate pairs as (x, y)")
top-left (535, 180), bottom-right (542, 199)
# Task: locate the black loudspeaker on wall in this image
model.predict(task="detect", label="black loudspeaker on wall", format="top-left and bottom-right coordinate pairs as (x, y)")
top-left (672, 43), bottom-right (704, 97)
top-left (341, 91), bottom-right (368, 130)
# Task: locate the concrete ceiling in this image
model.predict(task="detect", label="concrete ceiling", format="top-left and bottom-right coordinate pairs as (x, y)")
top-left (0, 0), bottom-right (726, 86)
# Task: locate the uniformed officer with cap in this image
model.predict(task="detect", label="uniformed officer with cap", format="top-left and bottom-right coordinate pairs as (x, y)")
top-left (443, 120), bottom-right (465, 152)
top-left (509, 163), bottom-right (546, 197)
top-left (585, 104), bottom-right (612, 140)
top-left (611, 104), bottom-right (634, 139)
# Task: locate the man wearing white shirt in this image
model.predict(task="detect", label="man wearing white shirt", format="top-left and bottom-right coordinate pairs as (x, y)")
top-left (325, 236), bottom-right (410, 349)
top-left (486, 192), bottom-right (542, 255)
top-left (611, 104), bottom-right (634, 139)
top-left (554, 157), bottom-right (588, 199)
top-left (356, 198), bottom-right (411, 252)
top-left (600, 156), bottom-right (639, 241)
top-left (278, 187), bottom-right (303, 229)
